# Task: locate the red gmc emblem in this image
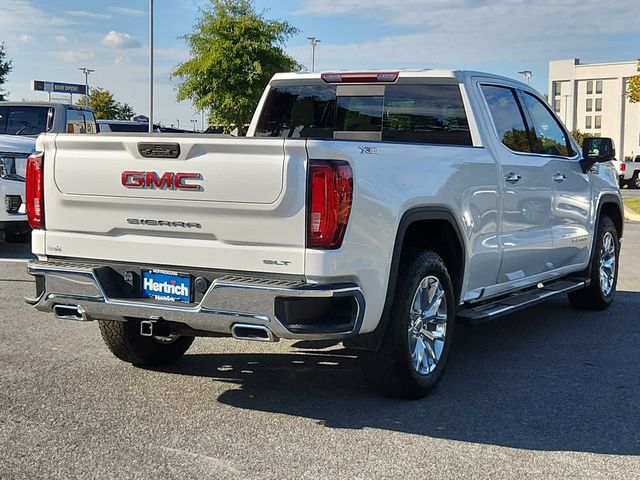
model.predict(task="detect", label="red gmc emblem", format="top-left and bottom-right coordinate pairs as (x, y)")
top-left (121, 171), bottom-right (202, 191)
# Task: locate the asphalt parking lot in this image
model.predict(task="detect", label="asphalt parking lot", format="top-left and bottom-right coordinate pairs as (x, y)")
top-left (1, 226), bottom-right (639, 480)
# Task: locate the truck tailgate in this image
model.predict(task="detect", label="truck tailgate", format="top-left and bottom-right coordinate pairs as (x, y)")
top-left (39, 134), bottom-right (307, 275)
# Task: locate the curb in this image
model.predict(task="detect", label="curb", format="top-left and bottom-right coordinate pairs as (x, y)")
top-left (624, 205), bottom-right (640, 222)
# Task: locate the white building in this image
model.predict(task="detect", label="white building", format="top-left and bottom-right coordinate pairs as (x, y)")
top-left (548, 59), bottom-right (640, 160)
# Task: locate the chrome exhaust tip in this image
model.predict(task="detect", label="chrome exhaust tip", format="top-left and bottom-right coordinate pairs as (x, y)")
top-left (231, 323), bottom-right (277, 342)
top-left (53, 304), bottom-right (88, 321)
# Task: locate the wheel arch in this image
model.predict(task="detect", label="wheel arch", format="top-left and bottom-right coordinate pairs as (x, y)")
top-left (597, 194), bottom-right (623, 240)
top-left (345, 206), bottom-right (466, 351)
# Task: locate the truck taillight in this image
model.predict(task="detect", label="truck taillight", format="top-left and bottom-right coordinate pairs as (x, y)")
top-left (620, 163), bottom-right (626, 172)
top-left (307, 160), bottom-right (353, 249)
top-left (26, 151), bottom-right (44, 229)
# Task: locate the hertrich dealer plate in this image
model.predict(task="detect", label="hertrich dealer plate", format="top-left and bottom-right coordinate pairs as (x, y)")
top-left (141, 269), bottom-right (191, 303)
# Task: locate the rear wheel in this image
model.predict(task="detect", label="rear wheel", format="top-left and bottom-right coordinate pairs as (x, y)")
top-left (98, 319), bottom-right (194, 366)
top-left (359, 251), bottom-right (455, 399)
top-left (568, 216), bottom-right (619, 310)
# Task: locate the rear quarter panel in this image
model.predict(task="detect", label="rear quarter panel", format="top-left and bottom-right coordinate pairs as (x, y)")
top-left (305, 140), bottom-right (501, 334)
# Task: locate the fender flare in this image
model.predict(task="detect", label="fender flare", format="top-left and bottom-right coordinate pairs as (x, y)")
top-left (344, 206), bottom-right (466, 351)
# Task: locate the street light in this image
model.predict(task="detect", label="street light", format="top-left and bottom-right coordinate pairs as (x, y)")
top-left (78, 67), bottom-right (94, 98)
top-left (307, 36), bottom-right (321, 72)
top-left (148, 0), bottom-right (154, 134)
top-left (190, 119), bottom-right (198, 132)
top-left (518, 70), bottom-right (532, 85)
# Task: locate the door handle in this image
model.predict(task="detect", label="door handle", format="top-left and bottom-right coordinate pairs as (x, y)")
top-left (505, 172), bottom-right (522, 184)
top-left (553, 172), bottom-right (567, 183)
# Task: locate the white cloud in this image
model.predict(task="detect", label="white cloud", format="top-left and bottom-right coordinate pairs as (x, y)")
top-left (56, 50), bottom-right (95, 63)
top-left (55, 35), bottom-right (68, 44)
top-left (0, 0), bottom-right (67, 28)
top-left (114, 56), bottom-right (131, 65)
top-left (294, 0), bottom-right (639, 66)
top-left (102, 31), bottom-right (142, 49)
top-left (18, 34), bottom-right (33, 43)
top-left (68, 10), bottom-right (111, 20)
top-left (110, 7), bottom-right (145, 16)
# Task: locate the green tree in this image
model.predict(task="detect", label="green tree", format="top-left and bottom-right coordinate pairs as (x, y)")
top-left (571, 129), bottom-right (594, 148)
top-left (626, 60), bottom-right (640, 103)
top-left (78, 88), bottom-right (134, 120)
top-left (0, 43), bottom-right (13, 101)
top-left (172, 0), bottom-right (300, 135)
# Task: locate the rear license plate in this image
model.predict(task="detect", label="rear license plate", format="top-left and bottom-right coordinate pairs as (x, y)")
top-left (141, 269), bottom-right (191, 303)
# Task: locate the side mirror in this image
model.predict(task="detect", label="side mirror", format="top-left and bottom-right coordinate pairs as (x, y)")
top-left (581, 137), bottom-right (615, 172)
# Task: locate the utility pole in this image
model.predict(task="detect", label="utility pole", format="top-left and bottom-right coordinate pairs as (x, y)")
top-left (148, 0), bottom-right (154, 133)
top-left (78, 67), bottom-right (94, 99)
top-left (307, 36), bottom-right (321, 72)
top-left (518, 70), bottom-right (532, 85)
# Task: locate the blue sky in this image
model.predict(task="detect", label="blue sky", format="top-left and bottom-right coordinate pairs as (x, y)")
top-left (1, 0), bottom-right (638, 128)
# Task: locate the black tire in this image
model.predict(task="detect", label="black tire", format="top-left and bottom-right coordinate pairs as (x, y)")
top-left (4, 231), bottom-right (31, 243)
top-left (98, 319), bottom-right (194, 366)
top-left (568, 216), bottom-right (619, 310)
top-left (359, 251), bottom-right (456, 399)
top-left (632, 173), bottom-right (640, 189)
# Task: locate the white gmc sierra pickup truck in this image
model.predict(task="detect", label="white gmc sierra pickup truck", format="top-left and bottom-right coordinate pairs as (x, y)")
top-left (25, 70), bottom-right (623, 398)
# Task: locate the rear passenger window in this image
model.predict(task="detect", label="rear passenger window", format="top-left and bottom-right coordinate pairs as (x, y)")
top-left (481, 85), bottom-right (531, 153)
top-left (254, 84), bottom-right (336, 139)
top-left (521, 92), bottom-right (574, 157)
top-left (383, 85), bottom-right (472, 145)
top-left (255, 82), bottom-right (472, 146)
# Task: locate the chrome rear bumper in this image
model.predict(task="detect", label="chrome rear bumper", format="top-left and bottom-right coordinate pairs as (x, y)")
top-left (26, 260), bottom-right (365, 341)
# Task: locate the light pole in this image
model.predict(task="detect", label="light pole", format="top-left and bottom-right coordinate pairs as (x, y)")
top-left (518, 70), bottom-right (532, 85)
top-left (78, 67), bottom-right (94, 99)
top-left (307, 36), bottom-right (321, 72)
top-left (190, 119), bottom-right (198, 132)
top-left (148, 0), bottom-right (154, 133)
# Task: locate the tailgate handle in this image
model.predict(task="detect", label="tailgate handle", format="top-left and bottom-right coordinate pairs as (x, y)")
top-left (138, 143), bottom-right (181, 159)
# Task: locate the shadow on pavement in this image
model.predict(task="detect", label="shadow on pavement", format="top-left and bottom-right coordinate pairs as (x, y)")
top-left (159, 292), bottom-right (640, 455)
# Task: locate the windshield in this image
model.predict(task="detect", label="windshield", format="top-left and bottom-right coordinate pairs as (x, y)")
top-left (0, 106), bottom-right (52, 135)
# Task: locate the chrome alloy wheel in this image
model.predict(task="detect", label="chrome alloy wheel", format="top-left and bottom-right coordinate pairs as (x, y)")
top-left (599, 231), bottom-right (616, 296)
top-left (408, 276), bottom-right (448, 376)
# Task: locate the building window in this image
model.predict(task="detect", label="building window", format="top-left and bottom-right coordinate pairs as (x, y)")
top-left (552, 81), bottom-right (562, 97)
top-left (585, 116), bottom-right (592, 129)
top-left (593, 133), bottom-right (601, 138)
top-left (595, 98), bottom-right (602, 111)
top-left (586, 98), bottom-right (593, 111)
top-left (595, 80), bottom-right (603, 94)
top-left (587, 81), bottom-right (593, 94)
top-left (554, 99), bottom-right (561, 113)
top-left (594, 116), bottom-right (602, 129)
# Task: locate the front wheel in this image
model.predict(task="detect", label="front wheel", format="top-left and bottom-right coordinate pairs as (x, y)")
top-left (568, 216), bottom-right (619, 310)
top-left (359, 251), bottom-right (455, 399)
top-left (632, 173), bottom-right (640, 189)
top-left (98, 319), bottom-right (194, 366)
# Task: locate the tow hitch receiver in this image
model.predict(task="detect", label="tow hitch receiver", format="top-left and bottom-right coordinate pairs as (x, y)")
top-left (140, 320), bottom-right (156, 337)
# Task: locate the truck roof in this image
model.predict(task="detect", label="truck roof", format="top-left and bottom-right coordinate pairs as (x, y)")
top-left (270, 69), bottom-right (527, 86)
top-left (0, 101), bottom-right (93, 111)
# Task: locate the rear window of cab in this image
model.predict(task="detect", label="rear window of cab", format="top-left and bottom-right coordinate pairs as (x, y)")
top-left (255, 83), bottom-right (472, 146)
